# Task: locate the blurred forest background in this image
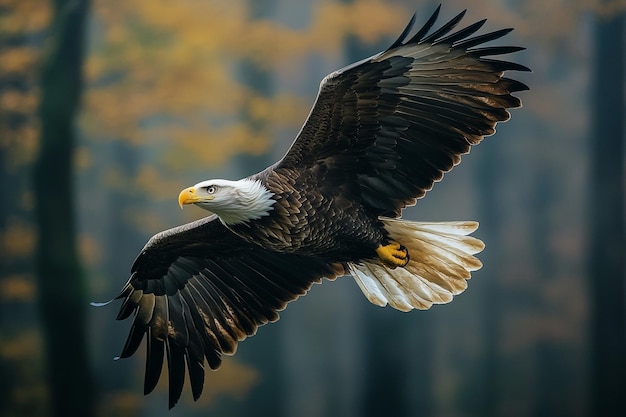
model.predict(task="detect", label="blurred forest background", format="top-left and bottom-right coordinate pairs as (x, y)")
top-left (1, 0), bottom-right (624, 416)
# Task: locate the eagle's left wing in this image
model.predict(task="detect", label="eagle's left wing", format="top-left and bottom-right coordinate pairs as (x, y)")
top-left (108, 215), bottom-right (341, 408)
top-left (275, 7), bottom-right (529, 217)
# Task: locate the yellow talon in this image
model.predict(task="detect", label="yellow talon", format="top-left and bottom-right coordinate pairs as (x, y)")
top-left (376, 242), bottom-right (409, 268)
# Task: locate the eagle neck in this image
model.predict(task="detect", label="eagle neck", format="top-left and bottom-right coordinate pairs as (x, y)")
top-left (217, 178), bottom-right (275, 226)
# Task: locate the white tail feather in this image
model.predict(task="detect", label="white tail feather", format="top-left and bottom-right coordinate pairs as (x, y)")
top-left (348, 217), bottom-right (485, 311)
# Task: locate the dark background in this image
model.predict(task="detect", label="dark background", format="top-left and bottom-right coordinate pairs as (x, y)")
top-left (1, 0), bottom-right (624, 416)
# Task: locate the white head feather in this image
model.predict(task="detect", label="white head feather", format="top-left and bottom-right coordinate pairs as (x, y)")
top-left (187, 178), bottom-right (275, 225)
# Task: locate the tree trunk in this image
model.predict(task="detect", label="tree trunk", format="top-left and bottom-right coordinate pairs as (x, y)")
top-left (34, 0), bottom-right (94, 416)
top-left (528, 167), bottom-right (568, 417)
top-left (588, 9), bottom-right (625, 417)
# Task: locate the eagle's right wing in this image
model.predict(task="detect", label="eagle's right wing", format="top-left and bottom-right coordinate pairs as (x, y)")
top-left (110, 215), bottom-right (341, 408)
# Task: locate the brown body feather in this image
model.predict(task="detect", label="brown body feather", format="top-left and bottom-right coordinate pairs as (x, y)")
top-left (230, 167), bottom-right (384, 259)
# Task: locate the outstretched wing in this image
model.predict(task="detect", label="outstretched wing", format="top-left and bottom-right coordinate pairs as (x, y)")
top-left (276, 6), bottom-right (529, 217)
top-left (112, 215), bottom-right (341, 408)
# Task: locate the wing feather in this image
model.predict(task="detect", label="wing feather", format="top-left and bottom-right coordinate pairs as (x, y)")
top-left (165, 340), bottom-right (185, 409)
top-left (420, 9), bottom-right (467, 44)
top-left (435, 19), bottom-right (487, 45)
top-left (144, 327), bottom-right (164, 395)
top-left (112, 215), bottom-right (339, 408)
top-left (179, 288), bottom-right (205, 401)
top-left (183, 279), bottom-right (223, 369)
top-left (274, 7), bottom-right (529, 217)
top-left (405, 5), bottom-right (440, 44)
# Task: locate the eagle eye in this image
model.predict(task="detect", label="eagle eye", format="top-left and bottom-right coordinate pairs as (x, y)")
top-left (206, 185), bottom-right (218, 194)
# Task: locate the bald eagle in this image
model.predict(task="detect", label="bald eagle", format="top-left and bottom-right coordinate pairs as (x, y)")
top-left (105, 7), bottom-right (528, 408)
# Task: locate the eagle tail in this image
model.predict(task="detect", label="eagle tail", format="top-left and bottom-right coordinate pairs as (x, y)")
top-left (347, 218), bottom-right (485, 311)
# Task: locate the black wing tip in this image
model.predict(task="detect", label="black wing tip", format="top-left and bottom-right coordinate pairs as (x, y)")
top-left (453, 9), bottom-right (468, 23)
top-left (471, 45), bottom-right (526, 56)
top-left (190, 374), bottom-right (204, 402)
top-left (516, 57), bottom-right (532, 72)
top-left (392, 6), bottom-right (526, 56)
top-left (408, 5), bottom-right (442, 44)
top-left (465, 27), bottom-right (514, 46)
top-left (486, 59), bottom-right (532, 73)
top-left (388, 12), bottom-right (417, 50)
top-left (419, 8), bottom-right (467, 44)
top-left (144, 371), bottom-right (162, 397)
top-left (387, 5), bottom-right (443, 51)
top-left (168, 397), bottom-right (178, 410)
top-left (434, 18), bottom-right (487, 46)
top-left (504, 77), bottom-right (531, 92)
top-left (495, 27), bottom-right (514, 36)
top-left (166, 342), bottom-right (187, 409)
top-left (144, 380), bottom-right (157, 396)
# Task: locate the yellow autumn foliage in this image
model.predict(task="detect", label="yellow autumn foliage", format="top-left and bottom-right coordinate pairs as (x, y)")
top-left (198, 357), bottom-right (259, 403)
top-left (0, 275), bottom-right (36, 301)
top-left (0, 47), bottom-right (40, 75)
top-left (0, 2), bottom-right (49, 179)
top-left (0, 220), bottom-right (35, 257)
top-left (0, 0), bottom-right (51, 34)
top-left (134, 165), bottom-right (188, 199)
top-left (78, 234), bottom-right (102, 267)
top-left (0, 123), bottom-right (39, 169)
top-left (0, 329), bottom-right (42, 360)
top-left (97, 391), bottom-right (141, 417)
top-left (0, 328), bottom-right (48, 412)
top-left (83, 0), bottom-right (410, 171)
top-left (123, 206), bottom-right (170, 235)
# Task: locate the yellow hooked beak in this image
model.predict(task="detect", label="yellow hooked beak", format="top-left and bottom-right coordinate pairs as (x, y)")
top-left (178, 186), bottom-right (212, 208)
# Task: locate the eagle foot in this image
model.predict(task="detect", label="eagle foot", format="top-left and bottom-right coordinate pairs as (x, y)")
top-left (376, 242), bottom-right (410, 268)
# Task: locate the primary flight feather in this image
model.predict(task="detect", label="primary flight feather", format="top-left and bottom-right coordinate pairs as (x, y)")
top-left (106, 6), bottom-right (529, 408)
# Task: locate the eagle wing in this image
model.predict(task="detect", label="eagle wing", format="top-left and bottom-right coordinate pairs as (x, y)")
top-left (276, 7), bottom-right (529, 217)
top-left (112, 215), bottom-right (341, 408)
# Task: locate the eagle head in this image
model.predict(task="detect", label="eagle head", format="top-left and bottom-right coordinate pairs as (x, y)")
top-left (178, 178), bottom-right (275, 225)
